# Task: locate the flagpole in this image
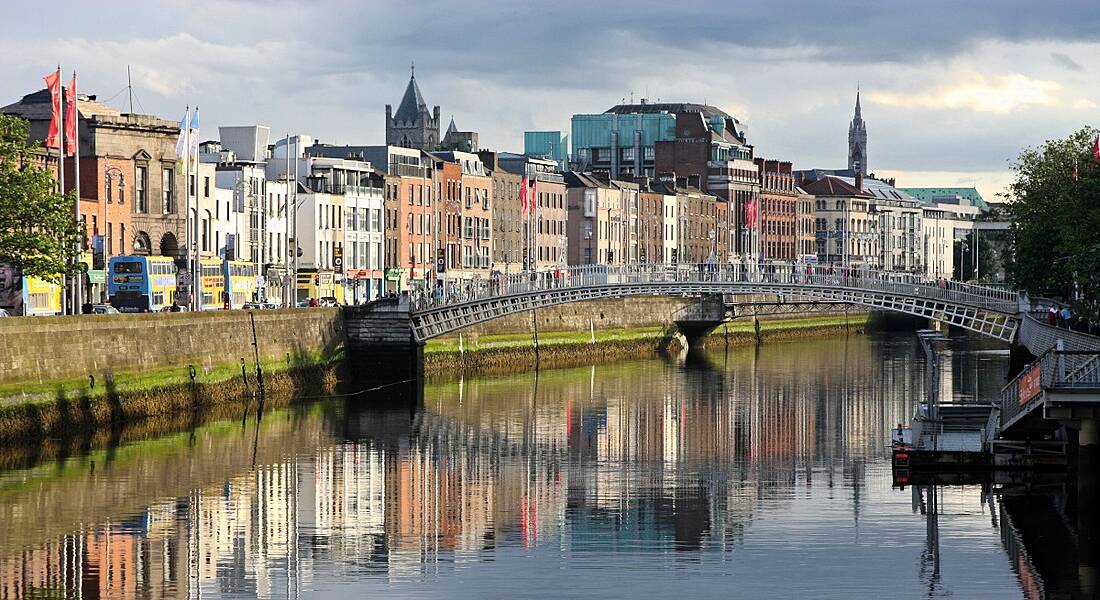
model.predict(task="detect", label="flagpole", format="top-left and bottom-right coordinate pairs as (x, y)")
top-left (72, 71), bottom-right (83, 313)
top-left (292, 136), bottom-right (299, 306)
top-left (183, 106), bottom-right (191, 310)
top-left (288, 132), bottom-right (292, 306)
top-left (56, 65), bottom-right (70, 314)
top-left (192, 106), bottom-right (201, 311)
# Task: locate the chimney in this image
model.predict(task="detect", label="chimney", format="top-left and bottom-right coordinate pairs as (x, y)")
top-left (687, 174), bottom-right (700, 189)
top-left (855, 170), bottom-right (863, 193)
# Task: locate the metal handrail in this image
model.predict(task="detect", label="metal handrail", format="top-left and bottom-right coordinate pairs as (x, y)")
top-left (409, 261), bottom-right (1020, 313)
top-left (1000, 347), bottom-right (1100, 429)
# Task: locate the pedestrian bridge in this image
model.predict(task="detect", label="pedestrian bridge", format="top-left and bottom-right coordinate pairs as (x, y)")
top-left (407, 263), bottom-right (1021, 343)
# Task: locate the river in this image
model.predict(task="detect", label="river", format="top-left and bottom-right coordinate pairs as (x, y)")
top-left (0, 331), bottom-right (1080, 599)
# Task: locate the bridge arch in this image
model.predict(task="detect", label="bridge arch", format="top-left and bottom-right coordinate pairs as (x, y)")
top-left (409, 265), bottom-right (1020, 343)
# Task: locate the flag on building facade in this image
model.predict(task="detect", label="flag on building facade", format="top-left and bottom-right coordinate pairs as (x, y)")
top-left (175, 109), bottom-right (188, 173)
top-left (520, 176), bottom-right (529, 217)
top-left (529, 178), bottom-right (537, 215)
top-left (744, 198), bottom-right (758, 229)
top-left (43, 69), bottom-right (61, 149)
top-left (188, 107), bottom-right (200, 169)
top-left (64, 73), bottom-right (77, 156)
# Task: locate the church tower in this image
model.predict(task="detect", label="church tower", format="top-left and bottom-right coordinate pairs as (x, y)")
top-left (385, 64), bottom-right (441, 151)
top-left (847, 89), bottom-right (868, 176)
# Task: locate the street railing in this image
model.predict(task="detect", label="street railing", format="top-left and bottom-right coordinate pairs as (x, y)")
top-left (1000, 347), bottom-right (1100, 430)
top-left (409, 262), bottom-right (1020, 314)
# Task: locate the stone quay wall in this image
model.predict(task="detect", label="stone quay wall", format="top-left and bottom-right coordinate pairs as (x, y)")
top-left (0, 308), bottom-right (345, 386)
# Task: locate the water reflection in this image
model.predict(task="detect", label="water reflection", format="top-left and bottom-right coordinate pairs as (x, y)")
top-left (0, 333), bottom-right (1051, 599)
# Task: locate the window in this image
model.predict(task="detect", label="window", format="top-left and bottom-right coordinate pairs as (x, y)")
top-left (135, 166), bottom-right (147, 212)
top-left (203, 176), bottom-right (210, 198)
top-left (162, 168), bottom-right (174, 213)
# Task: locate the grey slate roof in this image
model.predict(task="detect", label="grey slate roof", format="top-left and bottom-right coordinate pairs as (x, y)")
top-left (394, 76), bottom-right (428, 123)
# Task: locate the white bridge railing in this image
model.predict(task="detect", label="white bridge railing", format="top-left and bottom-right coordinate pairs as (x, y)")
top-left (410, 262), bottom-right (1019, 314)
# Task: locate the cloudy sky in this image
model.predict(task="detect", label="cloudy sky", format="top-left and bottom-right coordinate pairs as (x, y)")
top-left (3, 0), bottom-right (1098, 199)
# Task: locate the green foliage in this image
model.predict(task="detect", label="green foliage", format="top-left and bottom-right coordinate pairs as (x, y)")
top-left (953, 230), bottom-right (997, 282)
top-left (1004, 126), bottom-right (1100, 318)
top-left (0, 114), bottom-right (85, 281)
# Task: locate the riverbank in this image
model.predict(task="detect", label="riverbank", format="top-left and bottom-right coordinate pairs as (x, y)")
top-left (0, 349), bottom-right (343, 445)
top-left (424, 313), bottom-right (870, 376)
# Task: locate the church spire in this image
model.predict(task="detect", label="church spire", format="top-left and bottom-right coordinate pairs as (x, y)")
top-left (848, 85), bottom-right (868, 177)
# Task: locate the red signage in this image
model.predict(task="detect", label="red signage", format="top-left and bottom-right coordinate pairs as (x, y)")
top-left (1018, 365), bottom-right (1042, 405)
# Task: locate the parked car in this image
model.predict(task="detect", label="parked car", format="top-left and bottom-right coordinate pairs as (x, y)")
top-left (318, 296), bottom-right (340, 307)
top-left (0, 308), bottom-right (9, 317)
top-left (160, 304), bottom-right (188, 313)
top-left (242, 302), bottom-right (264, 310)
top-left (296, 300), bottom-right (311, 308)
top-left (91, 304), bottom-right (120, 314)
top-left (261, 302), bottom-right (278, 310)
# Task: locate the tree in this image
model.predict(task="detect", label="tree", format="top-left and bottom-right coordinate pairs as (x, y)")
top-left (1004, 126), bottom-right (1100, 318)
top-left (954, 230), bottom-right (997, 282)
top-left (0, 114), bottom-right (85, 281)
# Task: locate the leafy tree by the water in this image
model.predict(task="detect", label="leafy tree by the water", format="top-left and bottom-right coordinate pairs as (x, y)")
top-left (1004, 126), bottom-right (1100, 318)
top-left (0, 114), bottom-right (85, 281)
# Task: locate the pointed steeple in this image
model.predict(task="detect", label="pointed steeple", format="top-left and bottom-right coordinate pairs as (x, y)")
top-left (848, 85), bottom-right (868, 177)
top-left (394, 66), bottom-right (428, 124)
top-left (446, 115), bottom-right (458, 134)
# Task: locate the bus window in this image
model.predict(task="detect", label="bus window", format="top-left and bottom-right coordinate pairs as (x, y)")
top-left (115, 261), bottom-right (143, 273)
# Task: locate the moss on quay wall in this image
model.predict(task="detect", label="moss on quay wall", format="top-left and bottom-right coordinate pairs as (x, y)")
top-left (0, 348), bottom-right (344, 446)
top-left (424, 313), bottom-right (869, 377)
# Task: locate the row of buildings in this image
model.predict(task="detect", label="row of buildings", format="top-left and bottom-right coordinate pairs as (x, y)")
top-left (1, 71), bottom-right (999, 305)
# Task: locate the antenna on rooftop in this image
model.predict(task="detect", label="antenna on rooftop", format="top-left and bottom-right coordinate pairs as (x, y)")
top-left (127, 65), bottom-right (134, 113)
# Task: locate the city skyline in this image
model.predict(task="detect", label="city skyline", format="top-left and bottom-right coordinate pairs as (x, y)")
top-left (3, 1), bottom-right (1098, 201)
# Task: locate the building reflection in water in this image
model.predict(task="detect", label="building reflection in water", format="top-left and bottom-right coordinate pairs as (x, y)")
top-left (0, 333), bottom-right (1035, 599)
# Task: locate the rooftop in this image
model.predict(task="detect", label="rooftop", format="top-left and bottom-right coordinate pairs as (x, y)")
top-left (899, 187), bottom-right (990, 211)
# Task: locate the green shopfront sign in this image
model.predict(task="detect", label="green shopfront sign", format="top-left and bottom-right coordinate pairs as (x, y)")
top-left (87, 270), bottom-right (105, 285)
top-left (385, 268), bottom-right (405, 282)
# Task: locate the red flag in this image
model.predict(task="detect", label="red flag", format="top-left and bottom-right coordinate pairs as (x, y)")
top-left (529, 178), bottom-right (537, 214)
top-left (1093, 135), bottom-right (1099, 163)
top-left (744, 198), bottom-right (758, 229)
top-left (43, 69), bottom-right (61, 149)
top-left (520, 176), bottom-right (529, 217)
top-left (64, 73), bottom-right (77, 156)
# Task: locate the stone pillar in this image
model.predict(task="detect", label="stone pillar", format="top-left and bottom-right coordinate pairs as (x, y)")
top-left (342, 296), bottom-right (424, 401)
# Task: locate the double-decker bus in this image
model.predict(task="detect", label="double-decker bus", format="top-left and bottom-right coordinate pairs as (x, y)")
top-left (0, 265), bottom-right (63, 316)
top-left (223, 260), bottom-right (258, 309)
top-left (197, 259), bottom-right (226, 310)
top-left (107, 255), bottom-right (178, 312)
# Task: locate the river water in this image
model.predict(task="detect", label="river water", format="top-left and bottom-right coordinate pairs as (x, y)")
top-left (0, 332), bottom-right (1079, 599)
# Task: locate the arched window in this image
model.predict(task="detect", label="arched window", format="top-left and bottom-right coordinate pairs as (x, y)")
top-left (202, 210), bottom-right (211, 252)
top-left (133, 231), bottom-right (151, 255)
top-left (158, 232), bottom-right (176, 257)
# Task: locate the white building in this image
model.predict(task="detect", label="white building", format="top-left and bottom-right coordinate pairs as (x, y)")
top-left (343, 179), bottom-right (385, 303)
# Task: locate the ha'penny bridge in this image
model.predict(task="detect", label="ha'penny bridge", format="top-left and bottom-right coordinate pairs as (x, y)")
top-left (341, 262), bottom-right (1100, 455)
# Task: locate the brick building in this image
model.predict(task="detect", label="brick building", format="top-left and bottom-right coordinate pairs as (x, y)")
top-left (3, 89), bottom-right (182, 261)
top-left (755, 158), bottom-right (800, 261)
top-left (565, 172), bottom-right (624, 266)
top-left (479, 151), bottom-right (524, 273)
